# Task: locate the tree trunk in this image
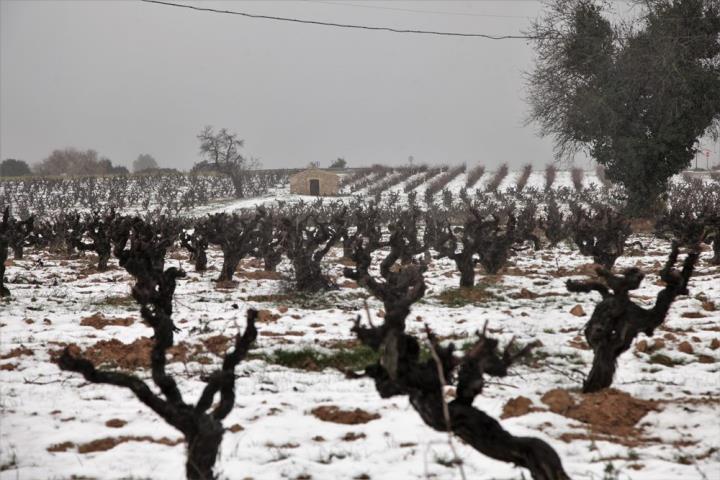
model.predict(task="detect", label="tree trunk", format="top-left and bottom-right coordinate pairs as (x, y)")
top-left (582, 344), bottom-right (618, 393)
top-left (263, 252), bottom-right (281, 272)
top-left (456, 255), bottom-right (475, 288)
top-left (194, 249), bottom-right (208, 272)
top-left (342, 236), bottom-right (354, 259)
top-left (97, 251), bottom-right (110, 271)
top-left (293, 256), bottom-right (332, 292)
top-left (13, 246), bottom-right (23, 260)
top-left (185, 418), bottom-right (224, 480)
top-left (217, 250), bottom-right (241, 282)
top-left (0, 243), bottom-right (8, 297)
top-left (624, 183), bottom-right (664, 218)
top-left (229, 171), bottom-right (244, 199)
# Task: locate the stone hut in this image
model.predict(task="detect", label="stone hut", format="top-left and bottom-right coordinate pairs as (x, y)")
top-left (289, 168), bottom-right (340, 196)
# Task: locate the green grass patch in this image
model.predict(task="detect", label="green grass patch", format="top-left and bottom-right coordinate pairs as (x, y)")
top-left (256, 341), bottom-right (436, 372)
top-left (93, 294), bottom-right (135, 308)
top-left (648, 353), bottom-right (683, 367)
top-left (435, 284), bottom-right (498, 307)
top-left (245, 291), bottom-right (368, 311)
top-left (257, 345), bottom-right (378, 372)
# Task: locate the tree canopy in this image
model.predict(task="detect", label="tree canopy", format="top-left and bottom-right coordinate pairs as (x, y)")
top-left (34, 148), bottom-right (127, 177)
top-left (0, 159), bottom-right (31, 177)
top-left (133, 153), bottom-right (159, 173)
top-left (329, 157), bottom-right (347, 169)
top-left (197, 126), bottom-right (258, 198)
top-left (527, 0), bottom-right (720, 214)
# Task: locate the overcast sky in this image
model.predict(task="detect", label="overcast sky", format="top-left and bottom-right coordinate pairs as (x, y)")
top-left (1, 0), bottom-right (592, 171)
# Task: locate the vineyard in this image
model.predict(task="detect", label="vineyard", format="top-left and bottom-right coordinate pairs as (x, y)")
top-left (1, 168), bottom-right (719, 480)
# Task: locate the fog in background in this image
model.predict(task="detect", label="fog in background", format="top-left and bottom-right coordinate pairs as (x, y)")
top-left (1, 0), bottom-right (592, 171)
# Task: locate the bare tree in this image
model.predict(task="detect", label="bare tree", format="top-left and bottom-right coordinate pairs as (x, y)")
top-left (197, 126), bottom-right (259, 199)
top-left (0, 207), bottom-right (12, 297)
top-left (568, 202), bottom-right (630, 268)
top-left (280, 202), bottom-right (345, 292)
top-left (201, 210), bottom-right (264, 282)
top-left (58, 218), bottom-right (258, 479)
top-left (567, 244), bottom-right (698, 392)
top-left (544, 164), bottom-right (557, 192)
top-left (344, 239), bottom-right (569, 480)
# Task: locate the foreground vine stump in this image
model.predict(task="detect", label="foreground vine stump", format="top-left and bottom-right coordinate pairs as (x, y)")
top-left (0, 206), bottom-right (34, 297)
top-left (58, 218), bottom-right (258, 480)
top-left (280, 201), bottom-right (345, 292)
top-left (567, 243), bottom-right (699, 393)
top-left (344, 238), bottom-right (569, 480)
top-left (0, 207), bottom-right (10, 297)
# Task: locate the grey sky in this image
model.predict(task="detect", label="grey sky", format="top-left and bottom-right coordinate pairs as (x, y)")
top-left (1, 0), bottom-right (579, 171)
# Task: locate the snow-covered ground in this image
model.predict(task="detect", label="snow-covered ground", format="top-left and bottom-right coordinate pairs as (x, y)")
top-left (1, 230), bottom-right (719, 479)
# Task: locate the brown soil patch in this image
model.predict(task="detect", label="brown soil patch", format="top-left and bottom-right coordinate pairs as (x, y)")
top-left (0, 363), bottom-right (17, 371)
top-left (337, 257), bottom-right (356, 267)
top-left (240, 258), bottom-right (264, 270)
top-left (677, 341), bottom-right (694, 354)
top-left (167, 250), bottom-right (188, 261)
top-left (567, 336), bottom-right (590, 350)
top-left (55, 338), bottom-right (191, 369)
top-left (701, 301), bottom-right (717, 312)
top-left (0, 346), bottom-right (33, 360)
top-left (698, 354), bottom-right (716, 364)
top-left (681, 311), bottom-right (706, 319)
top-left (341, 431), bottom-right (366, 442)
top-left (48, 436), bottom-right (183, 454)
top-left (541, 389), bottom-right (575, 415)
top-left (261, 330), bottom-right (305, 337)
top-left (105, 419), bottom-right (127, 428)
top-left (509, 289), bottom-right (567, 300)
top-left (257, 309), bottom-right (281, 323)
top-left (542, 388), bottom-right (660, 446)
top-left (629, 218), bottom-right (655, 234)
top-left (237, 269), bottom-right (283, 280)
top-left (80, 313), bottom-right (135, 330)
top-left (215, 280), bottom-right (239, 290)
top-left (501, 396), bottom-right (536, 419)
top-left (509, 288), bottom-right (539, 300)
top-left (437, 286), bottom-right (496, 305)
top-left (502, 267), bottom-right (539, 276)
top-left (202, 335), bottom-right (233, 356)
top-left (227, 423), bottom-right (244, 433)
top-left (553, 263), bottom-right (602, 278)
top-left (47, 441), bottom-right (75, 452)
top-left (77, 263), bottom-right (121, 277)
top-left (311, 405), bottom-right (380, 425)
top-left (569, 305), bottom-right (586, 317)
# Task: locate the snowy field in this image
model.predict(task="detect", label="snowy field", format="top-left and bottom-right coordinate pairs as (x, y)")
top-left (195, 170), bottom-right (603, 216)
top-left (194, 169), bottom-right (712, 218)
top-left (1, 226), bottom-right (719, 479)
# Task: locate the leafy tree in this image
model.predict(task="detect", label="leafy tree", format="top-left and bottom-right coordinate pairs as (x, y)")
top-left (133, 153), bottom-right (159, 173)
top-left (197, 126), bottom-right (258, 198)
top-left (329, 157), bottom-right (347, 169)
top-left (527, 0), bottom-right (720, 215)
top-left (35, 148), bottom-right (123, 176)
top-left (0, 159), bottom-right (31, 177)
